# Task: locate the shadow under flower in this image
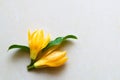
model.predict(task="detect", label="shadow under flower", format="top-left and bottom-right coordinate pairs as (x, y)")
top-left (59, 40), bottom-right (75, 50)
top-left (10, 49), bottom-right (30, 62)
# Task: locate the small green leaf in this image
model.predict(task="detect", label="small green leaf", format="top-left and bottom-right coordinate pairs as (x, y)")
top-left (43, 35), bottom-right (77, 51)
top-left (63, 35), bottom-right (78, 40)
top-left (8, 44), bottom-right (30, 51)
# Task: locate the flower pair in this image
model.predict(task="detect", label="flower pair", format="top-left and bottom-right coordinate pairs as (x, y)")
top-left (8, 29), bottom-right (77, 71)
top-left (27, 30), bottom-right (68, 70)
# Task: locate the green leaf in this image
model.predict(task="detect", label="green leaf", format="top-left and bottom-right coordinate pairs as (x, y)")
top-left (43, 35), bottom-right (77, 51)
top-left (8, 44), bottom-right (30, 51)
top-left (63, 35), bottom-right (78, 40)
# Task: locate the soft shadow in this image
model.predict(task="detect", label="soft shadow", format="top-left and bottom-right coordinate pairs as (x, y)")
top-left (59, 40), bottom-right (75, 50)
top-left (10, 49), bottom-right (29, 61)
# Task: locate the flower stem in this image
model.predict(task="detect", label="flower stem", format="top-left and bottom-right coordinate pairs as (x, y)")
top-left (30, 59), bottom-right (35, 65)
top-left (27, 59), bottom-right (35, 67)
top-left (27, 59), bottom-right (36, 71)
top-left (27, 65), bottom-right (35, 71)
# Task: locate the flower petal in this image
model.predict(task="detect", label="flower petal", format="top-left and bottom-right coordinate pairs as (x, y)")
top-left (46, 56), bottom-right (68, 67)
top-left (43, 51), bottom-right (67, 62)
top-left (41, 34), bottom-right (50, 49)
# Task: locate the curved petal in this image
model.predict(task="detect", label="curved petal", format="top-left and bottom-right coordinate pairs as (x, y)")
top-left (46, 56), bottom-right (68, 67)
top-left (43, 51), bottom-right (67, 62)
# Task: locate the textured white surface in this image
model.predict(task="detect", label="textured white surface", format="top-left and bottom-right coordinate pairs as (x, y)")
top-left (1, 0), bottom-right (120, 80)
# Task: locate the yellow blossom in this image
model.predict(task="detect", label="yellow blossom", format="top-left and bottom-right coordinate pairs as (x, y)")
top-left (33, 50), bottom-right (68, 68)
top-left (28, 29), bottom-right (50, 60)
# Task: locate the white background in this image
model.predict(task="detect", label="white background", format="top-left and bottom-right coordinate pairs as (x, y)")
top-left (0, 0), bottom-right (120, 80)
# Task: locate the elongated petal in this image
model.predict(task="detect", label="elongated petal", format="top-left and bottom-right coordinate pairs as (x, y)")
top-left (46, 56), bottom-right (68, 67)
top-left (41, 34), bottom-right (50, 49)
top-left (42, 46), bottom-right (59, 58)
top-left (30, 30), bottom-right (38, 40)
top-left (32, 30), bottom-right (44, 49)
top-left (36, 30), bottom-right (44, 48)
top-left (44, 51), bottom-right (67, 62)
top-left (29, 30), bottom-right (39, 48)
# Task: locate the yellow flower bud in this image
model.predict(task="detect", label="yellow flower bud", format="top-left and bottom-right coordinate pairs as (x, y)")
top-left (28, 29), bottom-right (50, 60)
top-left (34, 51), bottom-right (68, 68)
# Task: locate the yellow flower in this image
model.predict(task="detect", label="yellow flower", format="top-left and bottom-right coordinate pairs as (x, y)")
top-left (28, 29), bottom-right (50, 60)
top-left (33, 50), bottom-right (68, 68)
